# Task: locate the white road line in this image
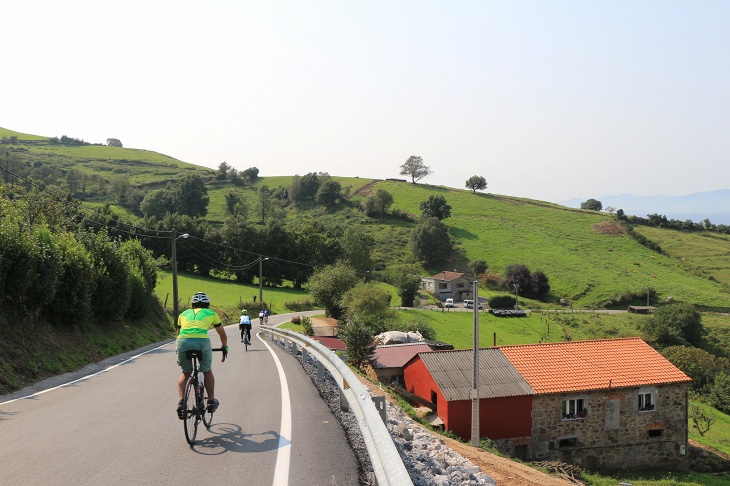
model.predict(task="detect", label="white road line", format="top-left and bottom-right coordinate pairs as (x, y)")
top-left (258, 332), bottom-right (292, 486)
top-left (0, 341), bottom-right (173, 406)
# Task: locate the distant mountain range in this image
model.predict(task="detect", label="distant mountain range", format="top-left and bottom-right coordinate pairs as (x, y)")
top-left (561, 189), bottom-right (730, 226)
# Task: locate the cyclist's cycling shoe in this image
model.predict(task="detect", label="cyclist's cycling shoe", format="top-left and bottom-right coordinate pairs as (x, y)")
top-left (177, 400), bottom-right (185, 420)
top-left (207, 399), bottom-right (219, 413)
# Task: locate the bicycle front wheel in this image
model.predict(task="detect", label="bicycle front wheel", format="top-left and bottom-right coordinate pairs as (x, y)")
top-left (202, 389), bottom-right (214, 428)
top-left (183, 376), bottom-right (199, 444)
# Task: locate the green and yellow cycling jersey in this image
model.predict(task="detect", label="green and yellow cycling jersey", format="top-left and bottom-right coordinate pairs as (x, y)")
top-left (177, 308), bottom-right (221, 339)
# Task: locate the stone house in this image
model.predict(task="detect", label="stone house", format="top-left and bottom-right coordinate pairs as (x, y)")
top-left (403, 338), bottom-right (691, 470)
top-left (420, 271), bottom-right (473, 302)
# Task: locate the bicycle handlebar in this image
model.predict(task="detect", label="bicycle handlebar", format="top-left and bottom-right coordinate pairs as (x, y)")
top-left (212, 346), bottom-right (228, 362)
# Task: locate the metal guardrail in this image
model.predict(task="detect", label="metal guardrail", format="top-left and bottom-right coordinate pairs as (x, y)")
top-left (261, 326), bottom-right (413, 486)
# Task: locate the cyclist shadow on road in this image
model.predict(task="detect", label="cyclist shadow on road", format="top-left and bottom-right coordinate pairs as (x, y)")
top-left (190, 423), bottom-right (290, 455)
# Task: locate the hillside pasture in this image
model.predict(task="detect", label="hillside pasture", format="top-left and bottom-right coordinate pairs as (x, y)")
top-left (635, 226), bottom-right (730, 293)
top-left (375, 180), bottom-right (730, 309)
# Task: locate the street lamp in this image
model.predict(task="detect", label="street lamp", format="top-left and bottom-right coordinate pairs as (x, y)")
top-left (259, 255), bottom-right (269, 304)
top-left (172, 231), bottom-right (189, 323)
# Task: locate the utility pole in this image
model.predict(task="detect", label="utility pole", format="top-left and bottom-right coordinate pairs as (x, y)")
top-left (172, 232), bottom-right (189, 323)
top-left (259, 255), bottom-right (269, 304)
top-left (471, 279), bottom-right (480, 447)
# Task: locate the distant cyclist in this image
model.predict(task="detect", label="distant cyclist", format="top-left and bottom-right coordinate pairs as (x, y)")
top-left (239, 309), bottom-right (252, 344)
top-left (259, 310), bottom-right (265, 325)
top-left (263, 307), bottom-right (270, 324)
top-left (176, 292), bottom-right (228, 419)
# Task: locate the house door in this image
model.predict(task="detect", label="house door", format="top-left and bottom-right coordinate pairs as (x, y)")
top-left (431, 391), bottom-right (438, 411)
top-left (514, 445), bottom-right (528, 460)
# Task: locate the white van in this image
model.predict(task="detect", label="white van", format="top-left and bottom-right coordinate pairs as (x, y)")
top-left (463, 299), bottom-right (483, 309)
top-left (444, 298), bottom-right (454, 308)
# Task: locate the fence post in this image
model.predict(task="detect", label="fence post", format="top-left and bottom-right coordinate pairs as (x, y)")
top-left (372, 396), bottom-right (387, 424)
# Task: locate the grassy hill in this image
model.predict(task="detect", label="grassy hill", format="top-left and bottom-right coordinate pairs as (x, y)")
top-left (3, 125), bottom-right (730, 310)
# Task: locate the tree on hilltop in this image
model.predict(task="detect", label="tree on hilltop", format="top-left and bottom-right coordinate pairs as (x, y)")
top-left (580, 198), bottom-right (603, 211)
top-left (465, 175), bottom-right (487, 193)
top-left (400, 155), bottom-right (432, 183)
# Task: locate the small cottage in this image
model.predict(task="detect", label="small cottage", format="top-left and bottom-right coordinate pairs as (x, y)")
top-left (403, 338), bottom-right (691, 470)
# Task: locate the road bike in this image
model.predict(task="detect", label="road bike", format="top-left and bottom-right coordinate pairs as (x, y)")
top-left (241, 325), bottom-right (252, 351)
top-left (182, 347), bottom-right (226, 445)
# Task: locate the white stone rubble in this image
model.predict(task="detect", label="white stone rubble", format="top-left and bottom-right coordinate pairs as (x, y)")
top-left (283, 340), bottom-right (496, 486)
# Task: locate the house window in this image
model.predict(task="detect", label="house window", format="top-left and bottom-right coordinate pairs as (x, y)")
top-left (438, 283), bottom-right (448, 290)
top-left (456, 282), bottom-right (465, 288)
top-left (638, 387), bottom-right (657, 412)
top-left (648, 429), bottom-right (663, 438)
top-left (562, 397), bottom-right (588, 420)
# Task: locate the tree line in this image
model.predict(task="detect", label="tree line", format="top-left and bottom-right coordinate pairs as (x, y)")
top-left (0, 183), bottom-right (159, 327)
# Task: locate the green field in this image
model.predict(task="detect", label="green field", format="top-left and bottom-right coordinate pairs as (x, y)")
top-left (155, 269), bottom-right (311, 319)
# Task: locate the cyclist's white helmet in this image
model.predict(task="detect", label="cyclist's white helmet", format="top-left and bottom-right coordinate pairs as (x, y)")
top-left (191, 292), bottom-right (210, 305)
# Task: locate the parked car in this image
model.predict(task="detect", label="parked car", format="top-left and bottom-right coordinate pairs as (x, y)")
top-left (463, 299), bottom-right (483, 310)
top-left (445, 298), bottom-right (454, 308)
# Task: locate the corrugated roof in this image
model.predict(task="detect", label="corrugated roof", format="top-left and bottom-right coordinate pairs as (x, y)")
top-left (500, 337), bottom-right (691, 394)
top-left (372, 343), bottom-right (432, 369)
top-left (310, 336), bottom-right (346, 350)
top-left (418, 348), bottom-right (534, 401)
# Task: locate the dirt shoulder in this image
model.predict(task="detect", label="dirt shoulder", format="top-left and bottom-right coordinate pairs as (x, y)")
top-left (356, 376), bottom-right (572, 486)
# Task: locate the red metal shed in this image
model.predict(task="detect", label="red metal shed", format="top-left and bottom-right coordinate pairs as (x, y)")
top-left (403, 348), bottom-right (534, 441)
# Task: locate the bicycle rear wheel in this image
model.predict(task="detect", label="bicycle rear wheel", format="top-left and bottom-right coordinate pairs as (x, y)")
top-left (183, 376), bottom-right (199, 444)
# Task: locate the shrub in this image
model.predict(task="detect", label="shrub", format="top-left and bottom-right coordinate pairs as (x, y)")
top-left (641, 303), bottom-right (705, 347)
top-left (284, 298), bottom-right (316, 312)
top-left (388, 316), bottom-right (435, 340)
top-left (300, 316), bottom-right (314, 336)
top-left (489, 295), bottom-right (516, 309)
top-left (709, 372), bottom-right (730, 414)
top-left (339, 317), bottom-right (376, 371)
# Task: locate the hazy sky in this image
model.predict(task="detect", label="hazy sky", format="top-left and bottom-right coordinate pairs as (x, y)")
top-left (4, 1), bottom-right (729, 204)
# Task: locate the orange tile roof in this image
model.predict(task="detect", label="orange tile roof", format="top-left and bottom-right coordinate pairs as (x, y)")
top-left (499, 338), bottom-right (690, 394)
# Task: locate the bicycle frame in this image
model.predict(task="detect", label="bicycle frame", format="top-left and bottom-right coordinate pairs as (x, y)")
top-left (182, 347), bottom-right (225, 444)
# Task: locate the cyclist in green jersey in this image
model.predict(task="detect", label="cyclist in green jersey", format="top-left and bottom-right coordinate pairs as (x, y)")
top-left (176, 292), bottom-right (228, 419)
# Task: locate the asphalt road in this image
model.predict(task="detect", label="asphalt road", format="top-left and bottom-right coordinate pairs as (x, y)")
top-left (0, 314), bottom-right (360, 486)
